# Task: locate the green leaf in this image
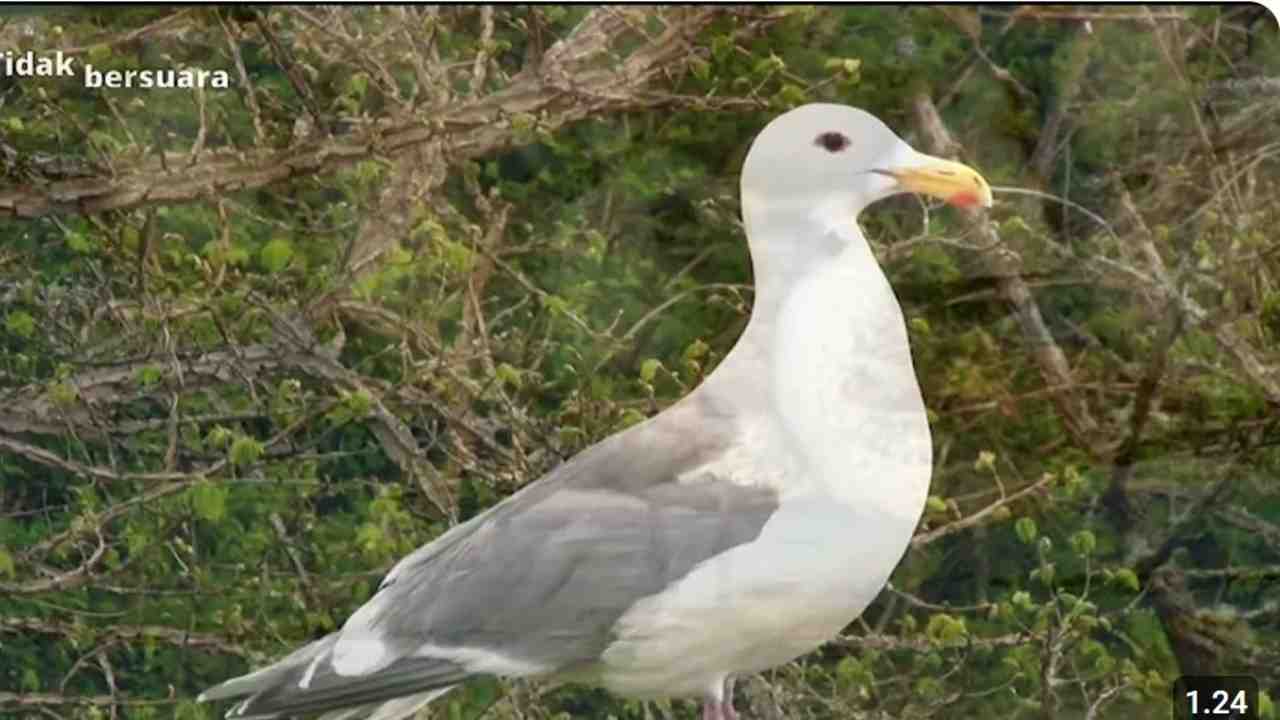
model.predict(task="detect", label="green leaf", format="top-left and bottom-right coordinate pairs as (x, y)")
top-left (5, 310), bottom-right (35, 338)
top-left (1111, 568), bottom-right (1140, 592)
top-left (48, 381), bottom-right (78, 406)
top-left (753, 53), bottom-right (786, 75)
top-left (136, 365), bottom-right (164, 387)
top-left (925, 613), bottom-right (968, 645)
top-left (0, 547), bottom-right (15, 578)
top-left (21, 667), bottom-right (40, 692)
top-left (495, 362), bottom-right (523, 389)
top-left (66, 230), bottom-right (92, 253)
top-left (344, 389), bottom-right (374, 418)
top-left (914, 676), bottom-right (944, 701)
top-left (541, 294), bottom-right (569, 315)
top-left (206, 425), bottom-right (233, 449)
top-left (124, 523), bottom-right (152, 557)
top-left (190, 481), bottom-right (227, 522)
top-left (691, 57), bottom-right (713, 81)
top-left (925, 495), bottom-right (947, 514)
top-left (1014, 517), bottom-right (1038, 544)
top-left (639, 358), bottom-right (662, 384)
top-left (260, 238), bottom-right (295, 273)
top-left (683, 339), bottom-right (710, 361)
top-left (347, 72), bottom-right (369, 98)
top-left (355, 523), bottom-right (385, 559)
top-left (770, 83), bottom-right (810, 110)
top-left (824, 57), bottom-right (862, 76)
top-left (229, 436), bottom-right (263, 466)
top-left (121, 225), bottom-right (140, 250)
top-left (974, 450), bottom-right (997, 472)
top-left (710, 34), bottom-right (734, 62)
top-left (226, 244), bottom-right (251, 266)
top-left (1069, 529), bottom-right (1097, 556)
top-left (835, 656), bottom-right (872, 687)
top-left (1031, 562), bottom-right (1055, 586)
top-left (510, 112), bottom-right (537, 142)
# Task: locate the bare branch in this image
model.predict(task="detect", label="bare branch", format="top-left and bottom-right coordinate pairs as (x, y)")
top-left (0, 692), bottom-right (177, 711)
top-left (0, 617), bottom-right (252, 658)
top-left (0, 8), bottom-right (741, 220)
top-left (912, 471), bottom-right (1055, 548)
top-left (909, 92), bottom-right (1102, 450)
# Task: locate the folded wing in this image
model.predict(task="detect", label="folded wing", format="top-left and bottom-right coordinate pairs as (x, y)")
top-left (201, 402), bottom-right (779, 719)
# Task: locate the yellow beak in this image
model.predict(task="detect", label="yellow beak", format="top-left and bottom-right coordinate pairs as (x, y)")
top-left (873, 155), bottom-right (993, 209)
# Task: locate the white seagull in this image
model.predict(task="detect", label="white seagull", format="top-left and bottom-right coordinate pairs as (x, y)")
top-left (200, 103), bottom-right (992, 720)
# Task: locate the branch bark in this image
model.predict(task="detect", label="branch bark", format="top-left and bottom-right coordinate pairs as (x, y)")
top-left (909, 92), bottom-right (1102, 451)
top-left (0, 8), bottom-right (737, 220)
top-left (0, 617), bottom-right (251, 658)
top-left (912, 471), bottom-right (1055, 548)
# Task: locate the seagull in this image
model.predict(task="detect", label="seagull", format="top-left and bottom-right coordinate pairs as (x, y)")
top-left (199, 103), bottom-right (992, 720)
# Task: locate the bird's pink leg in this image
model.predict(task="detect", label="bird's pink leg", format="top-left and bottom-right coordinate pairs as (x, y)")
top-left (722, 676), bottom-right (740, 720)
top-left (701, 701), bottom-right (724, 720)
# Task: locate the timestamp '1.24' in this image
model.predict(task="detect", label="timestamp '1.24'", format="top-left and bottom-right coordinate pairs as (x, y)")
top-left (1172, 676), bottom-right (1258, 720)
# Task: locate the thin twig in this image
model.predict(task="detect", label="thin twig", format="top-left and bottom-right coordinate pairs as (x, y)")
top-left (912, 471), bottom-right (1055, 548)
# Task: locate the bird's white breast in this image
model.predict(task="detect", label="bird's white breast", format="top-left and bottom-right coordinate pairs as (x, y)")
top-left (772, 237), bottom-right (932, 523)
top-left (600, 231), bottom-right (933, 700)
top-left (598, 496), bottom-right (909, 698)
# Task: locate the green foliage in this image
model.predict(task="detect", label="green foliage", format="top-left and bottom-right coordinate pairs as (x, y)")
top-left (259, 238), bottom-right (295, 274)
top-left (228, 435), bottom-right (264, 466)
top-left (136, 364), bottom-right (164, 387)
top-left (924, 613), bottom-right (968, 646)
top-left (1, 6), bottom-right (1277, 720)
top-left (1110, 568), bottom-right (1141, 593)
top-left (1069, 529), bottom-right (1096, 556)
top-left (190, 481), bottom-right (229, 523)
top-left (1015, 516), bottom-right (1038, 544)
top-left (4, 310), bottom-right (36, 338)
top-left (0, 547), bottom-right (15, 578)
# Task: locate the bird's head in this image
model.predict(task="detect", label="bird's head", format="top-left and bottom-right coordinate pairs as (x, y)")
top-left (741, 103), bottom-right (992, 217)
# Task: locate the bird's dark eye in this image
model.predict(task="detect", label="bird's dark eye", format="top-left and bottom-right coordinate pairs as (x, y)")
top-left (814, 132), bottom-right (850, 153)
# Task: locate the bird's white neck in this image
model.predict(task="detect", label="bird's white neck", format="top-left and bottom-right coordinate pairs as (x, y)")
top-left (708, 206), bottom-right (932, 523)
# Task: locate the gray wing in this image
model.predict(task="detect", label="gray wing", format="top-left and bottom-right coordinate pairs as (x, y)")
top-left (200, 396), bottom-right (779, 719)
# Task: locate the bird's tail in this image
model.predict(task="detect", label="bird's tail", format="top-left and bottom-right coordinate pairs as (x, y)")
top-left (199, 634), bottom-right (465, 719)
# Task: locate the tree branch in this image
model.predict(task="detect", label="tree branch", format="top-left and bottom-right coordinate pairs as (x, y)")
top-left (909, 92), bottom-right (1102, 450)
top-left (912, 471), bottom-right (1055, 548)
top-left (0, 617), bottom-right (252, 658)
top-left (0, 8), bottom-right (738, 219)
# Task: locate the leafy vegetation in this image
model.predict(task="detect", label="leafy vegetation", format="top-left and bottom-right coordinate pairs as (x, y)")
top-left (1, 6), bottom-right (1278, 719)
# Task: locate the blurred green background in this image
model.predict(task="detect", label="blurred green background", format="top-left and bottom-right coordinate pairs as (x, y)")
top-left (0, 6), bottom-right (1277, 719)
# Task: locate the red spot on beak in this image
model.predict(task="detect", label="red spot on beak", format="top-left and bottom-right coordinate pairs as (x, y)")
top-left (947, 192), bottom-right (980, 208)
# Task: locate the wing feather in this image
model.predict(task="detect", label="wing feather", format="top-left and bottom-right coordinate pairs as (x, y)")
top-left (201, 397), bottom-right (778, 718)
